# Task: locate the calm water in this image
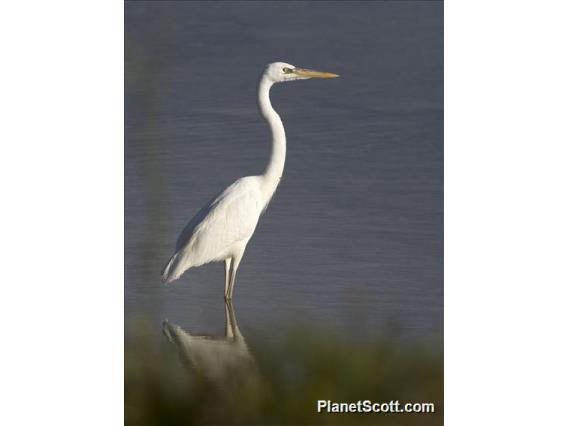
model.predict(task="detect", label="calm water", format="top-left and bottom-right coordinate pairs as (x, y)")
top-left (125, 2), bottom-right (443, 342)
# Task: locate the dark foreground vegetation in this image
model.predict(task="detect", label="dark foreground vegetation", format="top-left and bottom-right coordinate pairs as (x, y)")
top-left (125, 322), bottom-right (442, 426)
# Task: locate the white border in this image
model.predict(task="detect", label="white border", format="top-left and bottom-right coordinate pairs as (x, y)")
top-left (446, 0), bottom-right (568, 424)
top-left (0, 1), bottom-right (123, 425)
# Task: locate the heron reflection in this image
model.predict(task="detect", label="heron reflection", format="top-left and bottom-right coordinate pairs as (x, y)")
top-left (162, 300), bottom-right (260, 394)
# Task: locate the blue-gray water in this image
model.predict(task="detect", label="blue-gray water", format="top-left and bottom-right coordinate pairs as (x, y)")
top-left (125, 1), bottom-right (443, 342)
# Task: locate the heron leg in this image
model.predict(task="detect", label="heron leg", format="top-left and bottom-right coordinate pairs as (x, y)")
top-left (224, 299), bottom-right (235, 339)
top-left (226, 253), bottom-right (243, 300)
top-left (224, 258), bottom-right (232, 298)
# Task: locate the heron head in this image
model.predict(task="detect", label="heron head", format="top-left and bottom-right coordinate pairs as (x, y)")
top-left (264, 62), bottom-right (339, 83)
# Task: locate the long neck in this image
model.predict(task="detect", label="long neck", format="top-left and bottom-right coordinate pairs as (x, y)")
top-left (258, 76), bottom-right (286, 183)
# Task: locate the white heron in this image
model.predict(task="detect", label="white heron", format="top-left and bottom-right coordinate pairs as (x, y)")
top-left (161, 62), bottom-right (338, 299)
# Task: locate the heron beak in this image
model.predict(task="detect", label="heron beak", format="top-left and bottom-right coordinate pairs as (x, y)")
top-left (292, 68), bottom-right (339, 79)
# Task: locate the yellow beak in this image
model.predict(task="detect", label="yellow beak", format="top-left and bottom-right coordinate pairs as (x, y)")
top-left (292, 68), bottom-right (339, 79)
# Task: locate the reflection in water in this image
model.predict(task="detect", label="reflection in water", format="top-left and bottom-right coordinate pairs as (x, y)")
top-left (162, 300), bottom-right (260, 395)
top-left (127, 299), bottom-right (444, 426)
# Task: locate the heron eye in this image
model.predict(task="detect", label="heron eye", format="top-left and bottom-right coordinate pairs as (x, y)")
top-left (282, 67), bottom-right (291, 74)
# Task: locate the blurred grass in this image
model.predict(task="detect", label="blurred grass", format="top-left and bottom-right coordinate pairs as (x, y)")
top-left (125, 323), bottom-right (442, 426)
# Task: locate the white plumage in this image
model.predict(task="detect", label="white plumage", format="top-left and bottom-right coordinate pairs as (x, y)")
top-left (161, 62), bottom-right (338, 299)
top-left (162, 176), bottom-right (264, 282)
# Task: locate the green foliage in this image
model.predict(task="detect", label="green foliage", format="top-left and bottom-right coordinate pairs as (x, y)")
top-left (125, 326), bottom-right (442, 426)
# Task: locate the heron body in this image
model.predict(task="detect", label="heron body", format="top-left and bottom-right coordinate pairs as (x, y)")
top-left (161, 62), bottom-right (338, 299)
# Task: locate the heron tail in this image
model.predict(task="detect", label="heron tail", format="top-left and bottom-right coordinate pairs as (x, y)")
top-left (161, 252), bottom-right (185, 285)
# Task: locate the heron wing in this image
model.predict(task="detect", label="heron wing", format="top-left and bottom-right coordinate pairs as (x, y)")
top-left (175, 177), bottom-right (263, 265)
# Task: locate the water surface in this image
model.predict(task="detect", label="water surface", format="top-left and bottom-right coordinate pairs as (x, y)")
top-left (125, 1), bottom-right (443, 342)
